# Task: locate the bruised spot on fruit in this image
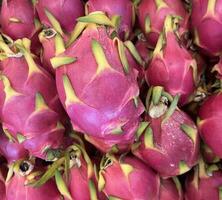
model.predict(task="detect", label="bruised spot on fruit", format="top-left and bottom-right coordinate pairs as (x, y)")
top-left (18, 160), bottom-right (34, 176)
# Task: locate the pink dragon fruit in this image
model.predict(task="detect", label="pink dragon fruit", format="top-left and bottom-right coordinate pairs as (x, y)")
top-left (145, 15), bottom-right (198, 106)
top-left (5, 159), bottom-right (61, 200)
top-left (160, 178), bottom-right (183, 200)
top-left (35, 0), bottom-right (84, 34)
top-left (191, 0), bottom-right (222, 56)
top-left (86, 0), bottom-right (135, 40)
top-left (198, 92), bottom-right (222, 159)
top-left (201, 143), bottom-right (220, 164)
top-left (0, 168), bottom-right (5, 200)
top-left (212, 56), bottom-right (222, 79)
top-left (0, 132), bottom-right (29, 164)
top-left (137, 0), bottom-right (189, 48)
top-left (0, 38), bottom-right (65, 160)
top-left (38, 28), bottom-right (66, 75)
top-left (98, 154), bottom-right (160, 199)
top-left (32, 141), bottom-right (105, 200)
top-left (185, 160), bottom-right (222, 200)
top-left (132, 86), bottom-right (199, 177)
top-left (0, 0), bottom-right (37, 40)
top-left (51, 15), bottom-right (144, 152)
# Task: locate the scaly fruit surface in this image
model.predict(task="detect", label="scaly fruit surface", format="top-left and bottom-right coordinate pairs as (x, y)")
top-left (52, 16), bottom-right (144, 152)
top-left (137, 0), bottom-right (189, 48)
top-left (98, 154), bottom-right (160, 200)
top-left (38, 28), bottom-right (66, 75)
top-left (185, 161), bottom-right (222, 200)
top-left (0, 132), bottom-right (29, 164)
top-left (160, 178), bottom-right (183, 200)
top-left (198, 92), bottom-right (222, 159)
top-left (0, 0), bottom-right (37, 40)
top-left (132, 87), bottom-right (199, 177)
top-left (145, 16), bottom-right (198, 106)
top-left (0, 39), bottom-right (65, 160)
top-left (86, 0), bottom-right (135, 40)
top-left (191, 0), bottom-right (222, 56)
top-left (6, 160), bottom-right (61, 200)
top-left (0, 169), bottom-right (5, 200)
top-left (32, 138), bottom-right (105, 200)
top-left (35, 0), bottom-right (84, 33)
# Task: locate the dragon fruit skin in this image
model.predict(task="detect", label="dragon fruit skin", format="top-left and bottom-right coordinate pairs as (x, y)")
top-left (0, 40), bottom-right (65, 160)
top-left (0, 133), bottom-right (29, 164)
top-left (0, 169), bottom-right (5, 200)
top-left (132, 87), bottom-right (199, 177)
top-left (198, 93), bottom-right (222, 159)
top-left (137, 0), bottom-right (189, 48)
top-left (0, 0), bottom-right (36, 40)
top-left (53, 25), bottom-right (144, 148)
top-left (213, 56), bottom-right (222, 79)
top-left (6, 161), bottom-right (61, 200)
top-left (38, 28), bottom-right (67, 75)
top-left (185, 164), bottom-right (222, 200)
top-left (160, 178), bottom-right (183, 200)
top-left (35, 0), bottom-right (84, 33)
top-left (87, 0), bottom-right (135, 40)
top-left (145, 16), bottom-right (198, 106)
top-left (98, 154), bottom-right (160, 199)
top-left (191, 0), bottom-right (222, 57)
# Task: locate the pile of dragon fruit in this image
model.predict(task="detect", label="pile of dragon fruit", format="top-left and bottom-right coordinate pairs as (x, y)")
top-left (1, 0), bottom-right (222, 199)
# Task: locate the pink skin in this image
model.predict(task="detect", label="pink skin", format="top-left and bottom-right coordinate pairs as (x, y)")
top-left (101, 155), bottom-right (160, 199)
top-left (0, 133), bottom-right (29, 164)
top-left (55, 27), bottom-right (144, 146)
top-left (0, 54), bottom-right (65, 159)
top-left (160, 179), bottom-right (183, 200)
top-left (35, 0), bottom-right (84, 33)
top-left (0, 0), bottom-right (36, 40)
top-left (185, 170), bottom-right (222, 200)
top-left (66, 157), bottom-right (104, 200)
top-left (84, 134), bottom-right (133, 153)
top-left (198, 93), bottom-right (222, 159)
top-left (0, 170), bottom-right (5, 200)
top-left (191, 0), bottom-right (222, 57)
top-left (138, 0), bottom-right (189, 48)
top-left (6, 174), bottom-right (60, 200)
top-left (133, 110), bottom-right (199, 177)
top-left (213, 56), bottom-right (222, 79)
top-left (87, 0), bottom-right (134, 40)
top-left (145, 29), bottom-right (197, 106)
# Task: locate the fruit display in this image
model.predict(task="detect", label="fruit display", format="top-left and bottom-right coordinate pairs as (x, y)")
top-left (0, 0), bottom-right (222, 199)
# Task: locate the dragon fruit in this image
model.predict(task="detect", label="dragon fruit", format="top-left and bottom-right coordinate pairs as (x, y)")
top-left (185, 160), bottom-right (222, 200)
top-left (51, 15), bottom-right (144, 152)
top-left (137, 0), bottom-right (189, 48)
top-left (191, 0), bottom-right (222, 56)
top-left (38, 27), bottom-right (66, 75)
top-left (98, 154), bottom-right (160, 199)
top-left (86, 0), bottom-right (135, 40)
top-left (198, 92), bottom-right (222, 159)
top-left (35, 0), bottom-right (84, 34)
top-left (0, 38), bottom-right (65, 160)
top-left (0, 168), bottom-right (5, 200)
top-left (132, 86), bottom-right (199, 177)
top-left (201, 143), bottom-right (220, 164)
top-left (0, 132), bottom-right (29, 164)
top-left (145, 15), bottom-right (198, 106)
top-left (32, 140), bottom-right (105, 200)
top-left (160, 178), bottom-right (183, 200)
top-left (212, 56), bottom-right (222, 79)
top-left (0, 0), bottom-right (37, 40)
top-left (5, 159), bottom-right (61, 200)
